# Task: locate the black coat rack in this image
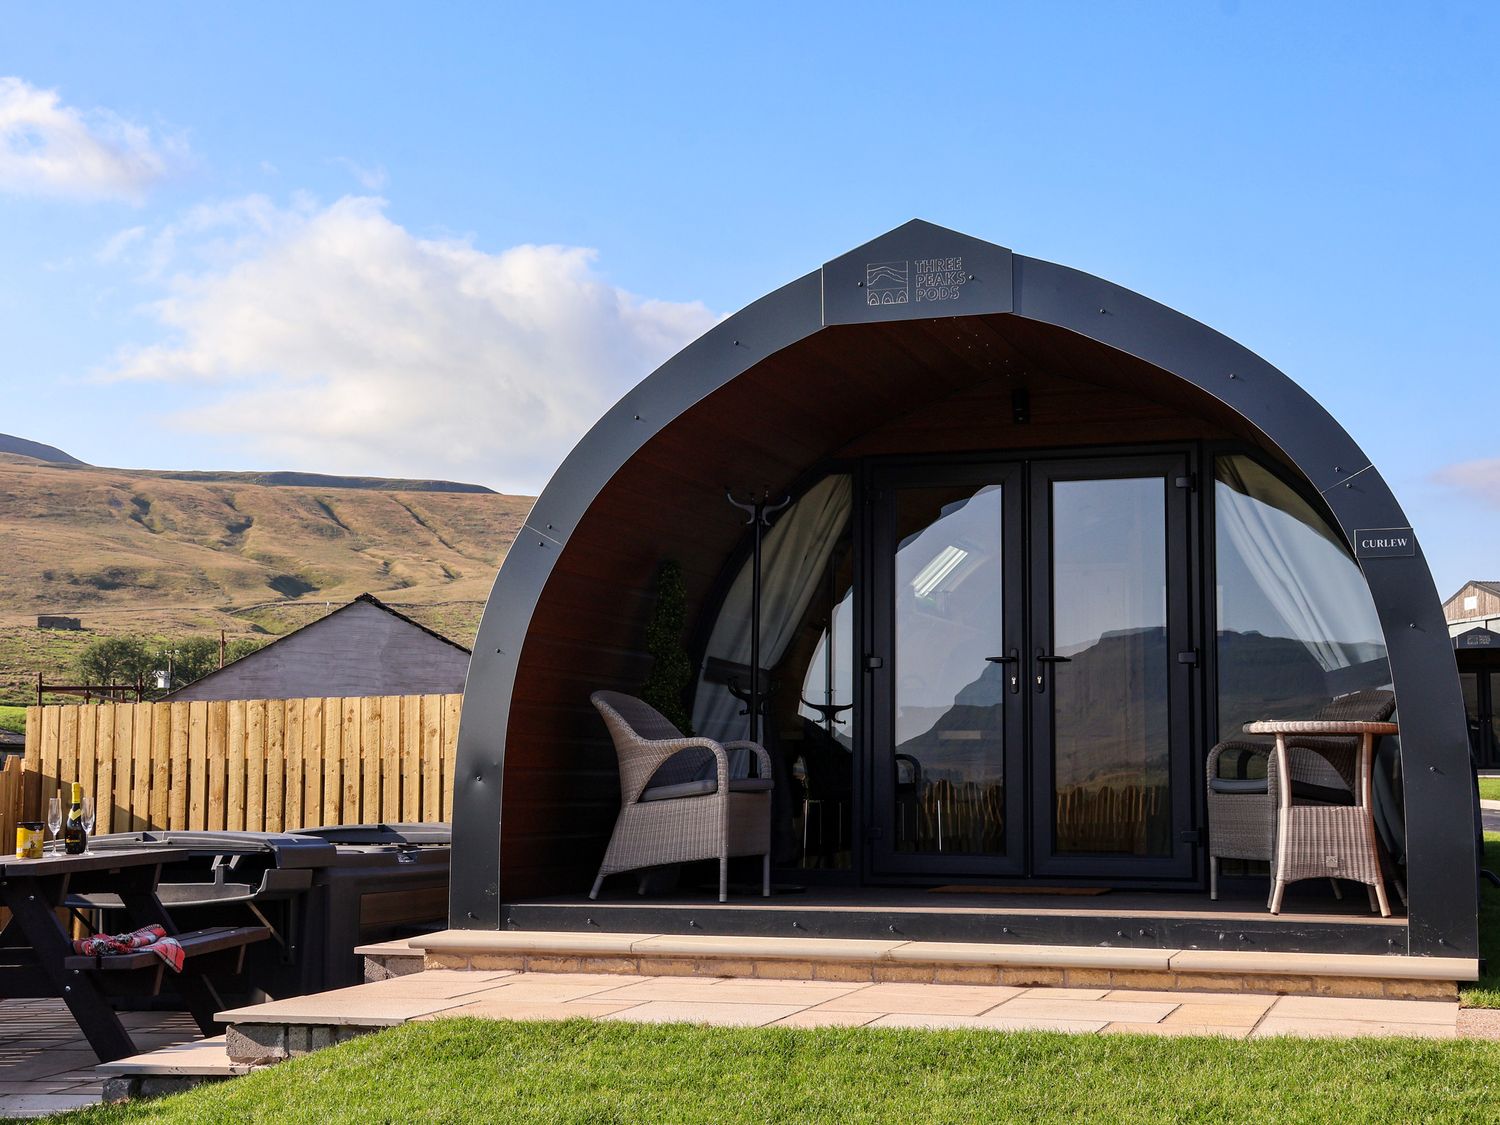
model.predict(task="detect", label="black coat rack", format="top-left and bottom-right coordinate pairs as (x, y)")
top-left (726, 489), bottom-right (791, 743)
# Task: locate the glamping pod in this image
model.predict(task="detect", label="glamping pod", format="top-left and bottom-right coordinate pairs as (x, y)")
top-left (452, 221), bottom-right (1477, 959)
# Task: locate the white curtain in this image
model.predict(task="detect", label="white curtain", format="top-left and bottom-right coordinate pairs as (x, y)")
top-left (692, 475), bottom-right (853, 741)
top-left (1216, 456), bottom-right (1383, 672)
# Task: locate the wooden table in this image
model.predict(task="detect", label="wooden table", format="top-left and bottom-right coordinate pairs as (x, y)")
top-left (1243, 719), bottom-right (1398, 917)
top-left (0, 847), bottom-right (225, 1061)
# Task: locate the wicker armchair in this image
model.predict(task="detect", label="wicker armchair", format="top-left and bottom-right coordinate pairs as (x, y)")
top-left (589, 691), bottom-right (773, 902)
top-left (1206, 689), bottom-right (1395, 900)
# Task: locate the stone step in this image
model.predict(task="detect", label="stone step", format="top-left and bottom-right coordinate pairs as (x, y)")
top-left (97, 1035), bottom-right (257, 1103)
top-left (410, 929), bottom-right (1475, 1002)
top-left (355, 936), bottom-right (425, 982)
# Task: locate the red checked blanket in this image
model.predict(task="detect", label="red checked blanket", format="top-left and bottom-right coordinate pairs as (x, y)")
top-left (72, 924), bottom-right (185, 972)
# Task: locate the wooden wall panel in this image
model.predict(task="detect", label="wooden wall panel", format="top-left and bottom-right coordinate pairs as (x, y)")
top-left (496, 311), bottom-right (1283, 897)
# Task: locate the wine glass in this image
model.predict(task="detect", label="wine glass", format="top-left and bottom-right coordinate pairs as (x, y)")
top-left (46, 796), bottom-right (62, 855)
top-left (80, 797), bottom-right (96, 854)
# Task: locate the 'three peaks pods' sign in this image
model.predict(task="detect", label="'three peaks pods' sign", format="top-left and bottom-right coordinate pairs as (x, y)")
top-left (822, 219), bottom-right (1013, 326)
top-left (1354, 527), bottom-right (1416, 559)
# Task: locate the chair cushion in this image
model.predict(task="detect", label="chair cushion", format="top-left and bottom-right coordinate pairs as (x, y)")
top-left (1209, 777), bottom-right (1267, 795)
top-left (640, 777), bottom-right (772, 802)
top-left (1206, 776), bottom-right (1354, 805)
top-left (1290, 780), bottom-right (1354, 806)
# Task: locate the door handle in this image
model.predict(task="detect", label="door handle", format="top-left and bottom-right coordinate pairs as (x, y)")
top-left (1034, 651), bottom-right (1071, 692)
top-left (986, 649), bottom-right (1021, 694)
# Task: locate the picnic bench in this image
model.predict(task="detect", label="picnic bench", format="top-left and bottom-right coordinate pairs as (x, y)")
top-left (0, 847), bottom-right (269, 1061)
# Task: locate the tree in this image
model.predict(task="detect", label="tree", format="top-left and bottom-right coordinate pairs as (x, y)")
top-left (161, 634), bottom-right (268, 690)
top-left (168, 636), bottom-right (222, 686)
top-left (639, 560), bottom-right (694, 734)
top-left (76, 635), bottom-right (155, 686)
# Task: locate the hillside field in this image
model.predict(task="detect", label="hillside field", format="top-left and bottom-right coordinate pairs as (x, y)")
top-left (0, 454), bottom-right (532, 703)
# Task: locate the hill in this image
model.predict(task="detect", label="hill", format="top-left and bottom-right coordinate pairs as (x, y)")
top-left (0, 433), bottom-right (84, 465)
top-left (0, 455), bottom-right (533, 702)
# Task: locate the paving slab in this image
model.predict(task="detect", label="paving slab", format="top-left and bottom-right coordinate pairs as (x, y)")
top-left (631, 935), bottom-right (905, 961)
top-left (416, 930), bottom-right (657, 954)
top-left (769, 1010), bottom-right (881, 1028)
top-left (99, 1036), bottom-right (252, 1077)
top-left (867, 1013), bottom-right (1110, 1033)
top-left (890, 941), bottom-right (1175, 971)
top-left (1252, 1017), bottom-right (1457, 1040)
top-left (600, 1001), bottom-right (809, 1027)
top-left (592, 977), bottom-right (864, 1005)
top-left (1103, 1022), bottom-right (1251, 1038)
top-left (994, 997), bottom-right (1179, 1024)
top-left (1267, 996), bottom-right (1459, 1025)
top-left (815, 982), bottom-right (1022, 1015)
top-left (1168, 949), bottom-right (1477, 981)
top-left (461, 973), bottom-right (649, 1003)
top-left (421, 999), bottom-right (643, 1021)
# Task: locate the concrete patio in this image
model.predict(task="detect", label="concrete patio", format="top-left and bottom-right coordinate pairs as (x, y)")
top-left (219, 968), bottom-right (1468, 1061)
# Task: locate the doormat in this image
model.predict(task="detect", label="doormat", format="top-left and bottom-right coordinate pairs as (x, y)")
top-left (929, 885), bottom-right (1110, 896)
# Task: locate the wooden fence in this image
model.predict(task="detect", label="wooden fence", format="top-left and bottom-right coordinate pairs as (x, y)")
top-left (7, 695), bottom-right (461, 845)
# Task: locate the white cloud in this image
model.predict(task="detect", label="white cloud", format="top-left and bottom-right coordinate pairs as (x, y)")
top-left (332, 157), bottom-right (386, 190)
top-left (106, 195), bottom-right (719, 492)
top-left (97, 225), bottom-right (147, 262)
top-left (0, 76), bottom-right (180, 202)
top-left (1434, 460), bottom-right (1500, 509)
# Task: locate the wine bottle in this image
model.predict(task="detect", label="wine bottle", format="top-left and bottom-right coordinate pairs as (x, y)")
top-left (63, 782), bottom-right (86, 856)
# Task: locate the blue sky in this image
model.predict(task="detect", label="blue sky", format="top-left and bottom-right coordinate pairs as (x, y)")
top-left (0, 2), bottom-right (1496, 594)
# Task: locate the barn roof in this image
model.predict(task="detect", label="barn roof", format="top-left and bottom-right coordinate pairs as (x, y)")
top-left (1444, 580), bottom-right (1500, 605)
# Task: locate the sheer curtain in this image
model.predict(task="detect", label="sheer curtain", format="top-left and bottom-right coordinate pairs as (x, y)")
top-left (1216, 456), bottom-right (1384, 673)
top-left (692, 475), bottom-right (853, 741)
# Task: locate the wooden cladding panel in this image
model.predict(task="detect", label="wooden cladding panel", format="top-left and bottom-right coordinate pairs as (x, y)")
top-left (497, 312), bottom-right (1282, 895)
top-left (11, 695), bottom-right (460, 837)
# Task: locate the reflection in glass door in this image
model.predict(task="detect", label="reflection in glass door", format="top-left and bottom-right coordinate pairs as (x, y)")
top-left (871, 466), bottom-right (1024, 875)
top-left (869, 455), bottom-right (1193, 882)
top-left (1029, 459), bottom-right (1193, 879)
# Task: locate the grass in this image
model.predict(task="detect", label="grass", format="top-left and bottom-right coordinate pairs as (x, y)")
top-left (1461, 832), bottom-right (1500, 1008)
top-left (0, 704), bottom-right (24, 733)
top-left (37, 1018), bottom-right (1500, 1125)
top-left (1478, 778), bottom-right (1500, 802)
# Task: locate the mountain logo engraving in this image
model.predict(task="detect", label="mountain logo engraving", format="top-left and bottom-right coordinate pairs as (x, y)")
top-left (866, 261), bottom-right (909, 306)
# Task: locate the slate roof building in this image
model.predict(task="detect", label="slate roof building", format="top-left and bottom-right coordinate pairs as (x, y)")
top-left (166, 594), bottom-right (471, 703)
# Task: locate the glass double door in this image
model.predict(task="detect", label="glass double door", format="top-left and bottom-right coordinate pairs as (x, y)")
top-left (868, 455), bottom-right (1195, 881)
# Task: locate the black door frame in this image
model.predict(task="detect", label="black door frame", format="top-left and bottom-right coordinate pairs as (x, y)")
top-left (865, 460), bottom-right (1027, 878)
top-left (1025, 453), bottom-right (1197, 881)
top-left (859, 444), bottom-right (1202, 887)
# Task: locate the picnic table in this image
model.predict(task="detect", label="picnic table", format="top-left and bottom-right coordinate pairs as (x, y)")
top-left (0, 846), bottom-right (268, 1061)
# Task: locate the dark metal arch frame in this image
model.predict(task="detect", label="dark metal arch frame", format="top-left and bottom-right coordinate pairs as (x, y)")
top-left (453, 221), bottom-right (1476, 957)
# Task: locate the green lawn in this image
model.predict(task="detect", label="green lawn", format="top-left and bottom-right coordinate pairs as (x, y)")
top-left (1461, 832), bottom-right (1500, 1008)
top-left (38, 1018), bottom-right (1500, 1125)
top-left (1479, 778), bottom-right (1500, 803)
top-left (0, 704), bottom-right (25, 734)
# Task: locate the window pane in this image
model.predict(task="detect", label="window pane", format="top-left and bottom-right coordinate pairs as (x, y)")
top-left (692, 474), bottom-right (854, 869)
top-left (1214, 455), bottom-right (1390, 739)
top-left (1050, 477), bottom-right (1171, 856)
top-left (891, 483), bottom-right (1008, 856)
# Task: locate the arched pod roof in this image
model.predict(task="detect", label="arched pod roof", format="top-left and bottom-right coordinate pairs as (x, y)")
top-left (452, 220), bottom-right (1474, 957)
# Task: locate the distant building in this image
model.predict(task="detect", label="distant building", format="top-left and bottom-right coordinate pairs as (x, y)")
top-left (1443, 580), bottom-right (1500, 636)
top-left (1442, 581), bottom-right (1500, 767)
top-left (165, 594), bottom-right (471, 702)
top-left (36, 615), bottom-right (81, 630)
